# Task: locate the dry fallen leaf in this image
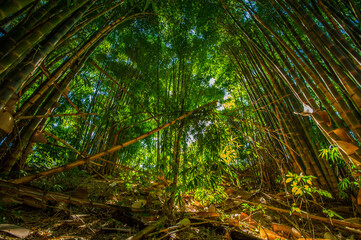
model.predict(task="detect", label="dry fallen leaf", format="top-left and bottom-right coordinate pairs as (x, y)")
top-left (208, 204), bottom-right (216, 213)
top-left (259, 227), bottom-right (285, 240)
top-left (297, 239), bottom-right (328, 240)
top-left (192, 200), bottom-right (203, 207)
top-left (238, 212), bottom-right (258, 227)
top-left (314, 110), bottom-right (331, 126)
top-left (272, 223), bottom-right (302, 238)
top-left (195, 211), bottom-right (219, 218)
top-left (177, 218), bottom-right (191, 226)
top-left (333, 128), bottom-right (353, 143)
top-left (324, 232), bottom-right (337, 240)
top-left (72, 187), bottom-right (88, 200)
top-left (0, 224), bottom-right (31, 239)
top-left (349, 154), bottom-right (361, 166)
top-left (225, 188), bottom-right (235, 195)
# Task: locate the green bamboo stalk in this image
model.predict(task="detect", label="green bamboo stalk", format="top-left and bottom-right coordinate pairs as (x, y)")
top-left (56, 0), bottom-right (124, 47)
top-left (0, 0), bottom-right (59, 57)
top-left (0, 0), bottom-right (89, 75)
top-left (17, 112), bottom-right (97, 120)
top-left (0, 1), bottom-right (32, 27)
top-left (0, 1), bottom-right (93, 112)
top-left (0, 0), bottom-right (35, 21)
top-left (13, 12), bottom-right (138, 117)
top-left (0, 32), bottom-right (100, 173)
top-left (11, 100), bottom-right (218, 184)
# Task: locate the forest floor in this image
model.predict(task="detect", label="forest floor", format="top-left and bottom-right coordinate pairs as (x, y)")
top-left (0, 174), bottom-right (360, 240)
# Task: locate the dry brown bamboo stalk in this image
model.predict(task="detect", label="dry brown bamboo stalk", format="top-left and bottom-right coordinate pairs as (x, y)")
top-left (39, 64), bottom-right (88, 122)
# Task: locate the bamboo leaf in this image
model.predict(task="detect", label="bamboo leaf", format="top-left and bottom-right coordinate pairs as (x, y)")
top-left (333, 128), bottom-right (354, 143)
top-left (336, 140), bottom-right (359, 155)
top-left (314, 110), bottom-right (331, 127)
top-left (143, 0), bottom-right (151, 12)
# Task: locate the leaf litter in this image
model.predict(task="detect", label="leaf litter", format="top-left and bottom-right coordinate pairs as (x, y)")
top-left (0, 174), bottom-right (359, 239)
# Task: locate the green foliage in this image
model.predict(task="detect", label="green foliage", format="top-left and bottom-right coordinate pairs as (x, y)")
top-left (338, 177), bottom-right (360, 199)
top-left (319, 146), bottom-right (361, 199)
top-left (241, 203), bottom-right (265, 215)
top-left (290, 203), bottom-right (301, 214)
top-left (286, 172), bottom-right (332, 198)
top-left (8, 0), bottom-right (356, 209)
top-left (27, 151), bottom-right (61, 170)
top-left (194, 186), bottom-right (228, 205)
top-left (319, 146), bottom-right (342, 165)
top-left (322, 209), bottom-right (344, 220)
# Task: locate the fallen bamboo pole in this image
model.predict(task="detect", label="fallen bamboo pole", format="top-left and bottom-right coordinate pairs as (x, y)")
top-left (0, 180), bottom-right (129, 211)
top-left (43, 130), bottom-right (134, 171)
top-left (11, 100), bottom-right (217, 184)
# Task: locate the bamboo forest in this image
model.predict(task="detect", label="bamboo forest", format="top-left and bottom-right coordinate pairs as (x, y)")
top-left (1, 0), bottom-right (361, 239)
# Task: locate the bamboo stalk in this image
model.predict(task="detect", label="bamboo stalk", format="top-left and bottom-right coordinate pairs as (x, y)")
top-left (0, 0), bottom-right (35, 21)
top-left (17, 112), bottom-right (97, 120)
top-left (11, 100), bottom-right (217, 184)
top-left (89, 59), bottom-right (159, 124)
top-left (0, 180), bottom-right (129, 211)
top-left (0, 1), bottom-right (93, 112)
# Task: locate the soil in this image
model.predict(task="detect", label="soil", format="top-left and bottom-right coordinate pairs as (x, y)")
top-left (0, 175), bottom-right (359, 240)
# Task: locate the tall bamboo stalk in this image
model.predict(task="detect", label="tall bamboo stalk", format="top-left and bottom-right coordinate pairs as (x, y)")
top-left (11, 100), bottom-right (218, 184)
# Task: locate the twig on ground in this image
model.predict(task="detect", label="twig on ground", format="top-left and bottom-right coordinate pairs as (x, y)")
top-left (126, 216), bottom-right (167, 240)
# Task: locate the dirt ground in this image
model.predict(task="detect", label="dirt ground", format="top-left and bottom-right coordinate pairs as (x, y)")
top-left (0, 175), bottom-right (360, 239)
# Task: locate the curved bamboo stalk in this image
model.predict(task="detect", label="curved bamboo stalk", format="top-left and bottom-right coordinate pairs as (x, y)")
top-left (0, 0), bottom-right (59, 57)
top-left (56, 0), bottom-right (125, 47)
top-left (0, 0), bottom-right (89, 75)
top-left (0, 0), bottom-right (35, 21)
top-left (0, 1), bottom-right (93, 111)
top-left (0, 33), bottom-right (99, 172)
top-left (13, 12), bottom-right (145, 117)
